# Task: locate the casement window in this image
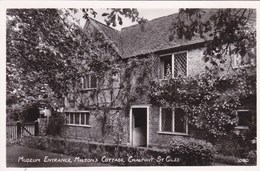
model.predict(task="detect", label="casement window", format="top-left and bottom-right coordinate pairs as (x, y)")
top-left (235, 110), bottom-right (252, 129)
top-left (65, 111), bottom-right (90, 126)
top-left (159, 107), bottom-right (188, 134)
top-left (82, 74), bottom-right (97, 89)
top-left (160, 52), bottom-right (187, 79)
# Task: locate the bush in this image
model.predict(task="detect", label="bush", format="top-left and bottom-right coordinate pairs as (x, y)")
top-left (22, 136), bottom-right (172, 166)
top-left (214, 154), bottom-right (239, 165)
top-left (246, 150), bottom-right (256, 165)
top-left (22, 136), bottom-right (220, 166)
top-left (6, 138), bottom-right (23, 146)
top-left (168, 137), bottom-right (216, 165)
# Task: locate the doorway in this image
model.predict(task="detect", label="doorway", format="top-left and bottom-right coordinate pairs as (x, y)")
top-left (130, 106), bottom-right (149, 147)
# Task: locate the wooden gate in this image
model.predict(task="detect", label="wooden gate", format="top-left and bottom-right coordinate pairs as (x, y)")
top-left (6, 121), bottom-right (39, 139)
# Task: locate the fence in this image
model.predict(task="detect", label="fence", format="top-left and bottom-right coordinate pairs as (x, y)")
top-left (6, 121), bottom-right (39, 139)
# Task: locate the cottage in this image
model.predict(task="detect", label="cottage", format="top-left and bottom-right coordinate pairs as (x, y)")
top-left (62, 9), bottom-right (256, 149)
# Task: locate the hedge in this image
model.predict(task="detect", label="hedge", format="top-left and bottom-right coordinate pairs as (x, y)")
top-left (169, 137), bottom-right (216, 165)
top-left (22, 136), bottom-right (215, 166)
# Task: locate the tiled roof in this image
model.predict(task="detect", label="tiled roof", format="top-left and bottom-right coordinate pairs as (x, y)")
top-left (86, 9), bottom-right (256, 58)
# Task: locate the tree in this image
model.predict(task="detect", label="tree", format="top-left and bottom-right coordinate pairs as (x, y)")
top-left (6, 9), bottom-right (118, 121)
top-left (169, 9), bottom-right (256, 72)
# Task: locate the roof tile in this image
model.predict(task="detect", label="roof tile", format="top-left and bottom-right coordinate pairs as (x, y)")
top-left (87, 9), bottom-right (256, 58)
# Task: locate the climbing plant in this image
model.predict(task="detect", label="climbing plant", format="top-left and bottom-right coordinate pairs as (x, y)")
top-left (148, 67), bottom-right (256, 138)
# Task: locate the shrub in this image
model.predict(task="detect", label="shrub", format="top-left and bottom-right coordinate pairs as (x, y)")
top-left (6, 138), bottom-right (23, 146)
top-left (168, 137), bottom-right (216, 166)
top-left (22, 136), bottom-right (171, 166)
top-left (22, 136), bottom-right (220, 166)
top-left (246, 150), bottom-right (256, 165)
top-left (214, 154), bottom-right (239, 165)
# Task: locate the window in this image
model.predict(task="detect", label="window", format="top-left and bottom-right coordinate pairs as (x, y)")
top-left (65, 112), bottom-right (90, 126)
top-left (160, 52), bottom-right (187, 79)
top-left (235, 110), bottom-right (252, 129)
top-left (160, 107), bottom-right (188, 134)
top-left (82, 74), bottom-right (97, 89)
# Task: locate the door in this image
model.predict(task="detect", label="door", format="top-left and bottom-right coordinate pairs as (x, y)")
top-left (132, 108), bottom-right (147, 147)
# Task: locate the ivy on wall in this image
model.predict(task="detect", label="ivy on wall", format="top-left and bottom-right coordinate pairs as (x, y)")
top-left (149, 67), bottom-right (256, 137)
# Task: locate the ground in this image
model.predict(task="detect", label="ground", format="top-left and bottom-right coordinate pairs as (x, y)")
top-left (6, 145), bottom-right (110, 167)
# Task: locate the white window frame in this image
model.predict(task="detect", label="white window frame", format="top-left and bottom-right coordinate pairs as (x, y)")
top-left (65, 111), bottom-right (92, 128)
top-left (81, 74), bottom-right (98, 90)
top-left (234, 110), bottom-right (251, 130)
top-left (158, 107), bottom-right (188, 135)
top-left (160, 51), bottom-right (188, 79)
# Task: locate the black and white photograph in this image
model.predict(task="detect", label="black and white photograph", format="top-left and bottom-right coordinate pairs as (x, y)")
top-left (2, 1), bottom-right (258, 169)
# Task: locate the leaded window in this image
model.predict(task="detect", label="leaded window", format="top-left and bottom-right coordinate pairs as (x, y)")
top-left (65, 112), bottom-right (90, 126)
top-left (160, 108), bottom-right (188, 134)
top-left (160, 52), bottom-right (187, 78)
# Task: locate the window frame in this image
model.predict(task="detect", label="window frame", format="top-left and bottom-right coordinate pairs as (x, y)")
top-left (81, 73), bottom-right (98, 90)
top-left (160, 51), bottom-right (188, 79)
top-left (65, 111), bottom-right (92, 128)
top-left (158, 107), bottom-right (188, 135)
top-left (234, 109), bottom-right (251, 130)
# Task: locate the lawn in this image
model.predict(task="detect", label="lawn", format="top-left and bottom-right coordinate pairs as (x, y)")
top-left (6, 145), bottom-right (110, 167)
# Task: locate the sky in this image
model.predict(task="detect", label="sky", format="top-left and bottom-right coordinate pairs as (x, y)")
top-left (74, 8), bottom-right (179, 30)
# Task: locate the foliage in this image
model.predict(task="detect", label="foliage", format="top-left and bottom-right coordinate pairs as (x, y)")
top-left (246, 150), bottom-right (256, 165)
top-left (214, 154), bottom-right (240, 165)
top-left (6, 8), bottom-right (119, 120)
top-left (149, 69), bottom-right (256, 137)
top-left (22, 136), bottom-right (217, 166)
top-left (6, 138), bottom-right (24, 147)
top-left (83, 8), bottom-right (147, 27)
top-left (169, 136), bottom-right (216, 165)
top-left (170, 9), bottom-right (256, 72)
top-left (230, 125), bottom-right (256, 157)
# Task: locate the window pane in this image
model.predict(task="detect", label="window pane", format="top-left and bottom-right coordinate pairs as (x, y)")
top-left (69, 113), bottom-right (74, 124)
top-left (82, 75), bottom-right (90, 89)
top-left (85, 113), bottom-right (90, 125)
top-left (160, 55), bottom-right (172, 78)
top-left (174, 108), bottom-right (186, 133)
top-left (238, 111), bottom-right (251, 126)
top-left (66, 113), bottom-right (69, 124)
top-left (75, 113), bottom-right (80, 124)
top-left (81, 113), bottom-right (85, 125)
top-left (90, 75), bottom-right (97, 88)
top-left (161, 108), bottom-right (172, 132)
top-left (174, 52), bottom-right (187, 77)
